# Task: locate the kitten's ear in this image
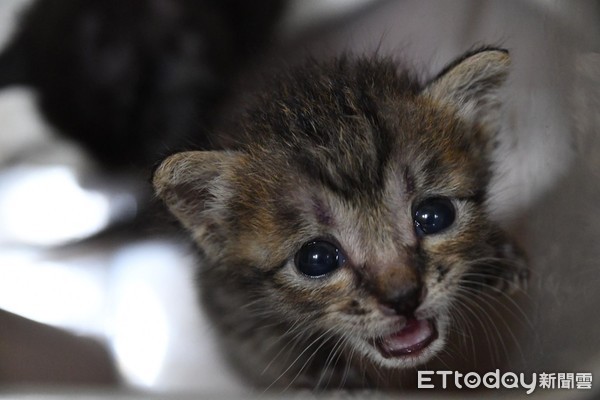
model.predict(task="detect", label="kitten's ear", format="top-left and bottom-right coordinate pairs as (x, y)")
top-left (424, 47), bottom-right (510, 130)
top-left (153, 150), bottom-right (241, 232)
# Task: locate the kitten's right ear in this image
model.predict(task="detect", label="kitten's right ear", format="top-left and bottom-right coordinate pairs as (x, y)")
top-left (153, 150), bottom-right (242, 232)
top-left (423, 47), bottom-right (510, 132)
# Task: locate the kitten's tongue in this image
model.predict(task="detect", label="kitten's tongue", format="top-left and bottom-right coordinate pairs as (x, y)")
top-left (376, 318), bottom-right (437, 358)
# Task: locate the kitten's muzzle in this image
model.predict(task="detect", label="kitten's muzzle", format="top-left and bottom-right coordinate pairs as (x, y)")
top-left (373, 285), bottom-right (438, 360)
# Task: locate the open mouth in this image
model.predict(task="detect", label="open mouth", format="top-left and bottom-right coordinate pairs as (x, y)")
top-left (374, 318), bottom-right (438, 358)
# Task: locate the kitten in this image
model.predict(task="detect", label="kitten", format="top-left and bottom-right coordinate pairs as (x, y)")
top-left (153, 47), bottom-right (529, 389)
top-left (0, 0), bottom-right (286, 169)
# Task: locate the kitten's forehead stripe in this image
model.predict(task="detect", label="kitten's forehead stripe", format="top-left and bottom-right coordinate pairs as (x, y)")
top-left (245, 57), bottom-right (423, 202)
top-left (312, 196), bottom-right (334, 227)
top-left (403, 166), bottom-right (416, 195)
top-left (353, 74), bottom-right (393, 196)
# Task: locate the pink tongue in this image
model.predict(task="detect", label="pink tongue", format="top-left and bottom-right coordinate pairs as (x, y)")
top-left (378, 319), bottom-right (436, 356)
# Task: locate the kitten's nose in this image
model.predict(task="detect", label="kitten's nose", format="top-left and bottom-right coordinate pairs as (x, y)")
top-left (379, 285), bottom-right (421, 317)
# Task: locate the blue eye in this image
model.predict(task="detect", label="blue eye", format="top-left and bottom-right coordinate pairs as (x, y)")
top-left (413, 198), bottom-right (455, 235)
top-left (295, 241), bottom-right (345, 277)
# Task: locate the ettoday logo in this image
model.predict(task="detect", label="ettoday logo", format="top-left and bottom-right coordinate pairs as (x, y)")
top-left (418, 370), bottom-right (593, 394)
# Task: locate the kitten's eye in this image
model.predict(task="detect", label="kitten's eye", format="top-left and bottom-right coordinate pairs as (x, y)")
top-left (295, 241), bottom-right (345, 278)
top-left (413, 198), bottom-right (455, 235)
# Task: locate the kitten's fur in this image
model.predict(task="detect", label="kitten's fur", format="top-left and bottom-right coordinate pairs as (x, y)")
top-left (154, 48), bottom-right (528, 389)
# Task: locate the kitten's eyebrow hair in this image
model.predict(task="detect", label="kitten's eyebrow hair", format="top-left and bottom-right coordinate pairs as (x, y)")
top-left (457, 189), bottom-right (486, 203)
top-left (312, 196), bottom-right (334, 227)
top-left (403, 165), bottom-right (416, 195)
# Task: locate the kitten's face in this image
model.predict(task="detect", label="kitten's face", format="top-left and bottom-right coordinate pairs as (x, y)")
top-left (154, 49), bottom-right (527, 379)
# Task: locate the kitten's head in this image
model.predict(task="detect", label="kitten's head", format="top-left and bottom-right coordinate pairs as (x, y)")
top-left (153, 48), bottom-right (527, 373)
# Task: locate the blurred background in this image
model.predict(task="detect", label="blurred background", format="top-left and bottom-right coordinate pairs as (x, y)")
top-left (0, 0), bottom-right (599, 398)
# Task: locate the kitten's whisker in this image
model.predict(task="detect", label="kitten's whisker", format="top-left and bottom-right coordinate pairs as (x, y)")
top-left (317, 331), bottom-right (348, 389)
top-left (324, 333), bottom-right (353, 389)
top-left (283, 327), bottom-right (339, 392)
top-left (265, 327), bottom-right (333, 392)
top-left (459, 277), bottom-right (534, 331)
top-left (452, 293), bottom-right (501, 366)
top-left (456, 287), bottom-right (527, 366)
top-left (336, 335), bottom-right (357, 388)
top-left (260, 319), bottom-right (305, 376)
top-left (449, 305), bottom-right (477, 360)
top-left (463, 256), bottom-right (527, 272)
top-left (340, 339), bottom-right (358, 390)
top-left (455, 291), bottom-right (507, 360)
top-left (460, 266), bottom-right (533, 302)
top-left (455, 290), bottom-right (520, 366)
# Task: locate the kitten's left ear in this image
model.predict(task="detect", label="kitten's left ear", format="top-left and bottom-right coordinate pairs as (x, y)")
top-left (424, 47), bottom-right (510, 130)
top-left (153, 150), bottom-right (242, 232)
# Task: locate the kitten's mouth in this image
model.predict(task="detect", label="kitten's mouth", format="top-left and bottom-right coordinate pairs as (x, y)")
top-left (373, 318), bottom-right (438, 358)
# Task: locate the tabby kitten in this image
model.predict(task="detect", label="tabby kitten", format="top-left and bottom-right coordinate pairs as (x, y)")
top-left (153, 47), bottom-right (528, 389)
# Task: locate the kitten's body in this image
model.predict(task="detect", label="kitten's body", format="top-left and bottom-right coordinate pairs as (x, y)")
top-left (154, 48), bottom-right (528, 389)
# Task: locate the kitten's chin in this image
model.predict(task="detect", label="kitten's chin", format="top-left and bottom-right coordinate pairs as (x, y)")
top-left (363, 318), bottom-right (445, 369)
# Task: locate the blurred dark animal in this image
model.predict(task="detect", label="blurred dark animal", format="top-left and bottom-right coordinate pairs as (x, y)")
top-left (0, 0), bottom-right (286, 169)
